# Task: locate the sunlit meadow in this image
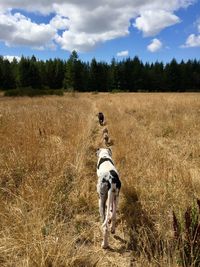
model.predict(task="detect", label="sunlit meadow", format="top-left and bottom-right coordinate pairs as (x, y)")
top-left (0, 93), bottom-right (199, 266)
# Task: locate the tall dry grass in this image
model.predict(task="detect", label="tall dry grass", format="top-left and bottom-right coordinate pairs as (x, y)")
top-left (98, 93), bottom-right (200, 265)
top-left (0, 95), bottom-right (100, 266)
top-left (0, 93), bottom-right (199, 266)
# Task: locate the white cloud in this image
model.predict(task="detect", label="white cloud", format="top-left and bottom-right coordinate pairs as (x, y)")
top-left (0, 11), bottom-right (56, 49)
top-left (182, 34), bottom-right (200, 47)
top-left (182, 18), bottom-right (200, 48)
top-left (0, 0), bottom-right (195, 13)
top-left (3, 55), bottom-right (21, 62)
top-left (117, 50), bottom-right (129, 57)
top-left (147, 38), bottom-right (162, 52)
top-left (0, 0), bottom-right (196, 51)
top-left (50, 15), bottom-right (69, 30)
top-left (134, 10), bottom-right (180, 36)
top-left (53, 3), bottom-right (131, 51)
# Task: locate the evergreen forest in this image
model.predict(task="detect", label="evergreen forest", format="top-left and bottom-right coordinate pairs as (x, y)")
top-left (1, 51), bottom-right (200, 93)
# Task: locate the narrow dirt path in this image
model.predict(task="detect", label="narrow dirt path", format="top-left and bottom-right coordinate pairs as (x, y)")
top-left (79, 99), bottom-right (133, 266)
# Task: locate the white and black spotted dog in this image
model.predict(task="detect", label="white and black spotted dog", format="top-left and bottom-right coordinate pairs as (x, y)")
top-left (96, 148), bottom-right (121, 249)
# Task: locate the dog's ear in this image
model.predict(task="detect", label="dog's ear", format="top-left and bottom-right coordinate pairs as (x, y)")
top-left (107, 147), bottom-right (112, 156)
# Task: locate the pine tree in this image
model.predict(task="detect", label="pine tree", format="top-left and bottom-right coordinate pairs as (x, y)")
top-left (64, 50), bottom-right (78, 90)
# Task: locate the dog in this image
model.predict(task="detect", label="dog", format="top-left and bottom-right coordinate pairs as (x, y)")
top-left (102, 127), bottom-right (109, 146)
top-left (98, 112), bottom-right (104, 126)
top-left (96, 148), bottom-right (121, 248)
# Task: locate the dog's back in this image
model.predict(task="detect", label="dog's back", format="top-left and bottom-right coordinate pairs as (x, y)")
top-left (97, 154), bottom-right (116, 176)
top-left (96, 148), bottom-right (121, 203)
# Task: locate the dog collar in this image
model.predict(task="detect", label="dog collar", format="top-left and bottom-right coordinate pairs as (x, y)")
top-left (97, 157), bottom-right (114, 169)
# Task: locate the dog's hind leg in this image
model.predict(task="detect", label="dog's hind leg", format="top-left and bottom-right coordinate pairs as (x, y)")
top-left (97, 179), bottom-right (108, 222)
top-left (103, 189), bottom-right (112, 227)
top-left (111, 192), bottom-right (119, 234)
top-left (102, 189), bottom-right (112, 249)
top-left (99, 195), bottom-right (107, 223)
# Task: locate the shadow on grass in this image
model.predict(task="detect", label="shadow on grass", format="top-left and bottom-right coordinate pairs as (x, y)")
top-left (121, 186), bottom-right (165, 261)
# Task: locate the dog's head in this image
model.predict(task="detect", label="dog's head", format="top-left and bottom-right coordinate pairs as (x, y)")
top-left (96, 148), bottom-right (112, 158)
top-left (98, 112), bottom-right (104, 119)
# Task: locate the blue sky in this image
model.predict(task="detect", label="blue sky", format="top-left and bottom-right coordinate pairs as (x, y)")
top-left (0, 0), bottom-right (199, 63)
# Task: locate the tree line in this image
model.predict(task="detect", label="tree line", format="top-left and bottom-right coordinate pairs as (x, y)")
top-left (0, 51), bottom-right (200, 92)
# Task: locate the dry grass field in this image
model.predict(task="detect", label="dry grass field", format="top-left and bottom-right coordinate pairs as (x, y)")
top-left (0, 93), bottom-right (200, 266)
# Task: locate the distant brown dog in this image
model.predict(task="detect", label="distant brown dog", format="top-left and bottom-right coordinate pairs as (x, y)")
top-left (98, 112), bottom-right (104, 126)
top-left (103, 127), bottom-right (109, 146)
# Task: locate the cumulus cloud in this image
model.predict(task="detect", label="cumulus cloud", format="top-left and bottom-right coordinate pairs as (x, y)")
top-left (53, 3), bottom-right (131, 51)
top-left (182, 34), bottom-right (200, 47)
top-left (0, 11), bottom-right (56, 49)
top-left (134, 10), bottom-right (180, 36)
top-left (182, 18), bottom-right (200, 48)
top-left (0, 1), bottom-right (54, 14)
top-left (147, 38), bottom-right (162, 52)
top-left (117, 50), bottom-right (129, 57)
top-left (0, 0), bottom-right (196, 51)
top-left (50, 15), bottom-right (69, 30)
